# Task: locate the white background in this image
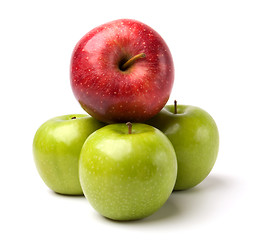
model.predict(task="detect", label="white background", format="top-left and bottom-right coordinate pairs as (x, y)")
top-left (1, 0), bottom-right (260, 239)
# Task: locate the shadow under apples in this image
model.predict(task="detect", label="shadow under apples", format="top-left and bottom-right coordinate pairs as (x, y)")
top-left (49, 190), bottom-right (85, 198)
top-left (143, 174), bottom-right (239, 224)
top-left (48, 174), bottom-right (240, 225)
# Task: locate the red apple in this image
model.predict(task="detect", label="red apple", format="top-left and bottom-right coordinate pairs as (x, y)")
top-left (70, 19), bottom-right (174, 123)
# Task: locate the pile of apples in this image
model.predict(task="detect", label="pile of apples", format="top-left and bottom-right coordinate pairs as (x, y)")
top-left (33, 19), bottom-right (219, 221)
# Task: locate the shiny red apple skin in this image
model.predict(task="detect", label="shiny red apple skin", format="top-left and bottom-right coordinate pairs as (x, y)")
top-left (70, 19), bottom-right (174, 123)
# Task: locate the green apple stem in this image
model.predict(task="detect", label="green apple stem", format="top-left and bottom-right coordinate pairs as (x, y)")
top-left (174, 100), bottom-right (177, 114)
top-left (71, 116), bottom-right (76, 119)
top-left (121, 53), bottom-right (146, 71)
top-left (126, 122), bottom-right (132, 134)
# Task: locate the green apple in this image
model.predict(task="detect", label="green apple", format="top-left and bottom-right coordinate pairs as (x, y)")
top-left (33, 114), bottom-right (105, 195)
top-left (146, 102), bottom-right (219, 190)
top-left (79, 123), bottom-right (177, 221)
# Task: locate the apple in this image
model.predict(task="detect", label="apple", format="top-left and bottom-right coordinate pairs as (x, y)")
top-left (79, 123), bottom-right (177, 220)
top-left (70, 19), bottom-right (174, 123)
top-left (33, 114), bottom-right (105, 195)
top-left (146, 101), bottom-right (219, 190)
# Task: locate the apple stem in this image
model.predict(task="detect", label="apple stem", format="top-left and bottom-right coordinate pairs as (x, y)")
top-left (174, 100), bottom-right (177, 114)
top-left (126, 122), bottom-right (132, 134)
top-left (71, 116), bottom-right (76, 119)
top-left (121, 53), bottom-right (146, 71)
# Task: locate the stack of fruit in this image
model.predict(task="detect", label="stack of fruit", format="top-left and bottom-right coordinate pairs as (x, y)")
top-left (33, 19), bottom-right (219, 221)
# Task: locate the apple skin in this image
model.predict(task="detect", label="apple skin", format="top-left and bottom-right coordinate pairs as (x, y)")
top-left (33, 114), bottom-right (105, 195)
top-left (79, 123), bottom-right (177, 220)
top-left (70, 19), bottom-right (174, 123)
top-left (146, 105), bottom-right (219, 190)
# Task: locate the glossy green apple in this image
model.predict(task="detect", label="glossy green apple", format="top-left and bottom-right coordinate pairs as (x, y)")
top-left (147, 103), bottom-right (219, 190)
top-left (33, 114), bottom-right (105, 195)
top-left (79, 123), bottom-right (177, 221)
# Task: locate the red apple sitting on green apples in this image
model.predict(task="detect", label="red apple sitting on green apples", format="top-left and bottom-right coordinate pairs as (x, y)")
top-left (32, 17), bottom-right (220, 222)
top-left (70, 19), bottom-right (174, 123)
top-left (33, 114), bottom-right (105, 195)
top-left (147, 101), bottom-right (219, 190)
top-left (79, 123), bottom-right (177, 220)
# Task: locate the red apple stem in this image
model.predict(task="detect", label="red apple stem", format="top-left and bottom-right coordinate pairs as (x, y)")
top-left (174, 100), bottom-right (177, 114)
top-left (121, 53), bottom-right (146, 71)
top-left (126, 122), bottom-right (132, 134)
